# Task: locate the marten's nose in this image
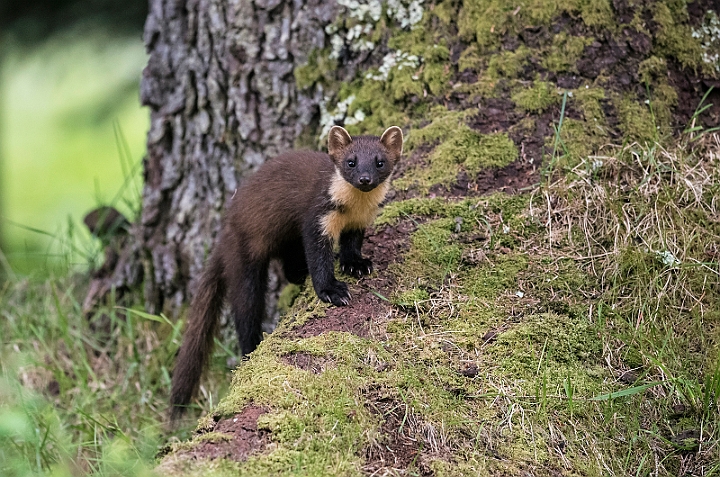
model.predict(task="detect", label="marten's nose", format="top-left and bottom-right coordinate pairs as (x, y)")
top-left (359, 175), bottom-right (371, 184)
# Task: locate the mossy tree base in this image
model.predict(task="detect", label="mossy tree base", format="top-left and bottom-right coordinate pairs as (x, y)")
top-left (156, 0), bottom-right (720, 475)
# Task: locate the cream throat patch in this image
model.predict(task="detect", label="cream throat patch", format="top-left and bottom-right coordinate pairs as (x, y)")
top-left (319, 170), bottom-right (390, 241)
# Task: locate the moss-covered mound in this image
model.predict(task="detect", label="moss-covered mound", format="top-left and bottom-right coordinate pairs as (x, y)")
top-left (160, 0), bottom-right (720, 475)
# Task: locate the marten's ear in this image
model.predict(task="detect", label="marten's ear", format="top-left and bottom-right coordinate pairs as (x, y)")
top-left (380, 126), bottom-right (403, 159)
top-left (328, 126), bottom-right (353, 160)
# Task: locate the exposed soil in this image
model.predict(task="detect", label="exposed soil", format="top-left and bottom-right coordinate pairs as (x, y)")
top-left (446, 157), bottom-right (540, 197)
top-left (279, 351), bottom-right (334, 374)
top-left (180, 405), bottom-right (269, 462)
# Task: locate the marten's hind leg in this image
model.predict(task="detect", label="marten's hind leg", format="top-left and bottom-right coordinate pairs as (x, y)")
top-left (228, 258), bottom-right (269, 356)
top-left (280, 240), bottom-right (309, 285)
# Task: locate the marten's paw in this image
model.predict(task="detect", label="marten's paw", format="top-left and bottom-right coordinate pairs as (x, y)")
top-left (340, 257), bottom-right (373, 278)
top-left (317, 280), bottom-right (351, 306)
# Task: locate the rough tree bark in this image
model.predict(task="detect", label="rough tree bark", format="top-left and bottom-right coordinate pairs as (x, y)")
top-left (86, 0), bottom-right (339, 319)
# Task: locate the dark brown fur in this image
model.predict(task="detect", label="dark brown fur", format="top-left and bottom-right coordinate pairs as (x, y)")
top-left (170, 126), bottom-right (403, 420)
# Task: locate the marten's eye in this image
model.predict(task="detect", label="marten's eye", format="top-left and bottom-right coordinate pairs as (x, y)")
top-left (347, 158), bottom-right (356, 168)
top-left (376, 159), bottom-right (385, 168)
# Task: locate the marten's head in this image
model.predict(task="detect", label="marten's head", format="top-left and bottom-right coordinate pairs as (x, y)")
top-left (327, 126), bottom-right (403, 192)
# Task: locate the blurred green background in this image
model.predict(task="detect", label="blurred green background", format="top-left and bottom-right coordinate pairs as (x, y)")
top-left (0, 0), bottom-right (148, 277)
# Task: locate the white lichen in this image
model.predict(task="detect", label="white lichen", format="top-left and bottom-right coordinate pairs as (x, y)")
top-left (319, 95), bottom-right (367, 139)
top-left (692, 10), bottom-right (720, 73)
top-left (365, 50), bottom-right (421, 81)
top-left (344, 108), bottom-right (367, 126)
top-left (386, 0), bottom-right (425, 29)
top-left (656, 250), bottom-right (681, 267)
top-left (336, 0), bottom-right (382, 22)
top-left (329, 0), bottom-right (425, 59)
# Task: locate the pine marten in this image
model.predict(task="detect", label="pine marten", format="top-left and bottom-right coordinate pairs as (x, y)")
top-left (170, 125), bottom-right (403, 419)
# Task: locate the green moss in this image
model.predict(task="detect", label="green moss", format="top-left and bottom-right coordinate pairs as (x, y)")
top-left (398, 108), bottom-right (518, 191)
top-left (382, 195), bottom-right (532, 296)
top-left (157, 456), bottom-right (243, 477)
top-left (525, 0), bottom-right (565, 24)
top-left (431, 126), bottom-right (516, 172)
top-left (403, 107), bottom-right (472, 151)
top-left (276, 284), bottom-right (302, 315)
top-left (458, 1), bottom-right (510, 50)
top-left (453, 77), bottom-right (499, 102)
top-left (378, 195), bottom-right (529, 233)
top-left (377, 197), bottom-right (453, 225)
top-left (637, 57), bottom-right (678, 131)
top-left (464, 253), bottom-right (528, 300)
top-left (392, 288), bottom-right (430, 307)
top-left (192, 432), bottom-right (233, 444)
top-left (187, 334), bottom-right (392, 474)
top-left (650, 82), bottom-right (678, 131)
top-left (542, 33), bottom-right (593, 73)
top-left (549, 117), bottom-right (608, 168)
top-left (653, 1), bottom-right (704, 71)
top-left (466, 132), bottom-right (519, 174)
top-left (616, 94), bottom-right (658, 144)
top-left (396, 114), bottom-right (471, 189)
top-left (422, 62), bottom-right (452, 97)
top-left (432, 0), bottom-right (457, 25)
top-left (490, 311), bottom-right (605, 395)
top-left (386, 30), bottom-right (452, 99)
top-left (343, 80), bottom-right (408, 136)
top-left (387, 66), bottom-right (424, 101)
top-left (572, 85), bottom-right (607, 124)
top-left (457, 0), bottom-right (611, 53)
top-left (487, 46), bottom-right (531, 79)
top-left (579, 0), bottom-right (614, 29)
top-left (638, 56), bottom-right (667, 85)
top-left (293, 49), bottom-right (337, 90)
top-left (512, 80), bottom-right (560, 113)
top-left (458, 44), bottom-right (483, 72)
top-left (410, 218), bottom-right (463, 275)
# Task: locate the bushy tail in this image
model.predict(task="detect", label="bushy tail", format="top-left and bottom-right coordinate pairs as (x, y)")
top-left (170, 252), bottom-right (225, 421)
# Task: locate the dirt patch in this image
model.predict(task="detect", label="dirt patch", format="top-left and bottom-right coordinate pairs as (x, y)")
top-left (280, 351), bottom-right (334, 374)
top-left (669, 65), bottom-right (720, 129)
top-left (470, 97), bottom-right (524, 134)
top-left (289, 219), bottom-right (414, 340)
top-left (365, 218), bottom-right (416, 271)
top-left (362, 387), bottom-right (449, 476)
top-left (291, 285), bottom-right (389, 339)
top-left (183, 405), bottom-right (269, 462)
top-left (438, 157), bottom-right (540, 198)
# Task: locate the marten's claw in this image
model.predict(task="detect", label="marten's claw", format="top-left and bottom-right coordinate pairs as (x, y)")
top-left (341, 258), bottom-right (373, 278)
top-left (318, 280), bottom-right (351, 306)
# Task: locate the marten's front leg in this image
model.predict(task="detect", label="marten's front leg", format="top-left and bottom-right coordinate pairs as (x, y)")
top-left (303, 222), bottom-right (351, 306)
top-left (339, 228), bottom-right (373, 278)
